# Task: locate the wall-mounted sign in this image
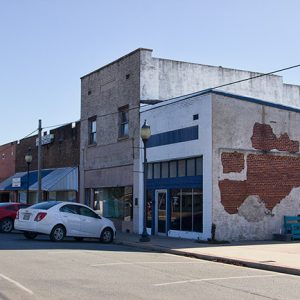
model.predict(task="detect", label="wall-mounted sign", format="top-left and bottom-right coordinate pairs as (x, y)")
top-left (36, 134), bottom-right (54, 146)
top-left (12, 177), bottom-right (21, 187)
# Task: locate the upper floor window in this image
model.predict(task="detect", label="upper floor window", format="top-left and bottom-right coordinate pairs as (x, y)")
top-left (119, 106), bottom-right (129, 138)
top-left (89, 116), bottom-right (97, 145)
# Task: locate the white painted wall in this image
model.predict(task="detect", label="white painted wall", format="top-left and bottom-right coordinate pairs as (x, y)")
top-left (138, 94), bottom-right (213, 240)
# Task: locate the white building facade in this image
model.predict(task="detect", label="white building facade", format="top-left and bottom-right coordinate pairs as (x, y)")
top-left (138, 90), bottom-right (300, 241)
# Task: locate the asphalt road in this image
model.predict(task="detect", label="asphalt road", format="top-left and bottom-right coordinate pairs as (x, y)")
top-left (0, 232), bottom-right (299, 300)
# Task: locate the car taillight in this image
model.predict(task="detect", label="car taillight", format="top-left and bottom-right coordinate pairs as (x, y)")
top-left (16, 211), bottom-right (19, 219)
top-left (34, 212), bottom-right (47, 222)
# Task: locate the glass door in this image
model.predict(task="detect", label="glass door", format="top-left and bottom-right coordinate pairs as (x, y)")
top-left (155, 190), bottom-right (167, 235)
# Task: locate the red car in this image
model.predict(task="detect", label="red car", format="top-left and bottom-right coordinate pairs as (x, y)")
top-left (0, 203), bottom-right (30, 233)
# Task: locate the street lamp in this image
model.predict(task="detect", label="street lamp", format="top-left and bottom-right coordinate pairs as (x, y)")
top-left (25, 148), bottom-right (32, 204)
top-left (140, 120), bottom-right (151, 242)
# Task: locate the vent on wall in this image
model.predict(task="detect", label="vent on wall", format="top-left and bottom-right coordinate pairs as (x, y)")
top-left (126, 74), bottom-right (130, 79)
top-left (88, 90), bottom-right (92, 95)
top-left (193, 114), bottom-right (199, 120)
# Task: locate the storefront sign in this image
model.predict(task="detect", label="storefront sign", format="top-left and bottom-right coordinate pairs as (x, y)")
top-left (12, 177), bottom-right (21, 187)
top-left (36, 134), bottom-right (54, 146)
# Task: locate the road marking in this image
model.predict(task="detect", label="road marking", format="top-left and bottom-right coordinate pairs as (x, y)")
top-left (154, 274), bottom-right (282, 286)
top-left (0, 273), bottom-right (33, 295)
top-left (91, 261), bottom-right (209, 267)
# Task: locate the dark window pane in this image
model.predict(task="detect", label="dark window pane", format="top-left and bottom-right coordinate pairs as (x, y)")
top-left (187, 158), bottom-right (195, 176)
top-left (170, 189), bottom-right (181, 230)
top-left (169, 161), bottom-right (177, 178)
top-left (60, 205), bottom-right (79, 214)
top-left (161, 162), bottom-right (168, 178)
top-left (196, 157), bottom-right (203, 175)
top-left (181, 189), bottom-right (192, 231)
top-left (178, 160), bottom-right (186, 177)
top-left (30, 201), bottom-right (60, 210)
top-left (157, 191), bottom-right (166, 233)
top-left (193, 189), bottom-right (203, 232)
top-left (146, 190), bottom-right (153, 228)
top-left (153, 163), bottom-right (160, 179)
top-left (79, 206), bottom-right (99, 219)
top-left (147, 163), bottom-right (153, 179)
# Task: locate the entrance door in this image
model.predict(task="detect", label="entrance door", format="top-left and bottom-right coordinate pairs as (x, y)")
top-left (155, 190), bottom-right (167, 235)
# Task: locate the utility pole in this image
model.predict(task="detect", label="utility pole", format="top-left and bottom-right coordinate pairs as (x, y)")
top-left (37, 119), bottom-right (42, 202)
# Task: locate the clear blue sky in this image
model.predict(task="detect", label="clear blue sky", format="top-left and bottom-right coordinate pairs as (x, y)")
top-left (1, 0), bottom-right (300, 145)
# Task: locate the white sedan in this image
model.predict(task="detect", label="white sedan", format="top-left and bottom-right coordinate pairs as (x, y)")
top-left (14, 201), bottom-right (116, 243)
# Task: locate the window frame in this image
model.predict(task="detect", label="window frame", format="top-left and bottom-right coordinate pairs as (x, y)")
top-left (88, 116), bottom-right (97, 145)
top-left (118, 105), bottom-right (129, 138)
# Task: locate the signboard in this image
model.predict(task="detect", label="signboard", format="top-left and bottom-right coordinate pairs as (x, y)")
top-left (12, 177), bottom-right (21, 187)
top-left (36, 134), bottom-right (54, 146)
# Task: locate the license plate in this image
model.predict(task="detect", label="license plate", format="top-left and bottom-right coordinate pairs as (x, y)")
top-left (23, 213), bottom-right (31, 220)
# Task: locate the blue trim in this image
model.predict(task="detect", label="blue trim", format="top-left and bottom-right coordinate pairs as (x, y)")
top-left (147, 126), bottom-right (198, 148)
top-left (141, 89), bottom-right (300, 115)
top-left (147, 176), bottom-right (202, 190)
top-left (4, 170), bottom-right (53, 191)
top-left (212, 90), bottom-right (300, 114)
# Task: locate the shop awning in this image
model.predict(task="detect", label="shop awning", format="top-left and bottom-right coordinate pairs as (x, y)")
top-left (0, 167), bottom-right (78, 192)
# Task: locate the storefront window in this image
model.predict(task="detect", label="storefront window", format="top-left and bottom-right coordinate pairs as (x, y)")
top-left (161, 162), bottom-right (169, 178)
top-left (153, 163), bottom-right (160, 179)
top-left (193, 189), bottom-right (203, 232)
top-left (169, 188), bottom-right (203, 232)
top-left (93, 186), bottom-right (133, 221)
top-left (187, 158), bottom-right (195, 176)
top-left (170, 189), bottom-right (180, 230)
top-left (146, 190), bottom-right (153, 228)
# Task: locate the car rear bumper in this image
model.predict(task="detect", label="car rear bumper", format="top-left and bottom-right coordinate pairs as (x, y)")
top-left (14, 219), bottom-right (51, 235)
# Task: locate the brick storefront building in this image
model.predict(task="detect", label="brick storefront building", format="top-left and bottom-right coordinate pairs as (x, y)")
top-left (0, 122), bottom-right (80, 204)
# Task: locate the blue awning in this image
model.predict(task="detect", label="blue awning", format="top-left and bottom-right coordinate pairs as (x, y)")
top-left (0, 167), bottom-right (78, 192)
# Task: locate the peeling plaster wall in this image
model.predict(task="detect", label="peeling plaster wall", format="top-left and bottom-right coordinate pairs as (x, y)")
top-left (212, 94), bottom-right (300, 241)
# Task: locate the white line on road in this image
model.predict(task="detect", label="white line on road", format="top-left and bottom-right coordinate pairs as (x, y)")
top-left (154, 274), bottom-right (282, 286)
top-left (91, 261), bottom-right (209, 267)
top-left (0, 273), bottom-right (33, 295)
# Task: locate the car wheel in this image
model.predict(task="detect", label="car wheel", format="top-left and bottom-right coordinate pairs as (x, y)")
top-left (74, 237), bottom-right (84, 242)
top-left (50, 225), bottom-right (66, 242)
top-left (24, 231), bottom-right (37, 240)
top-left (100, 227), bottom-right (114, 244)
top-left (1, 218), bottom-right (13, 233)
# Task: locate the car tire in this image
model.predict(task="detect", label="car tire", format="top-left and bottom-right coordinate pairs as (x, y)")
top-left (74, 237), bottom-right (84, 242)
top-left (100, 227), bottom-right (114, 244)
top-left (24, 231), bottom-right (37, 240)
top-left (1, 218), bottom-right (13, 233)
top-left (50, 225), bottom-right (66, 242)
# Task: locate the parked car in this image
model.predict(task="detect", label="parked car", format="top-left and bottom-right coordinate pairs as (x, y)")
top-left (14, 201), bottom-right (116, 243)
top-left (0, 203), bottom-right (30, 233)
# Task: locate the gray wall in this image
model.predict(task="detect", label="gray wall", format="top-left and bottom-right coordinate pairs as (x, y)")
top-left (212, 93), bottom-right (300, 240)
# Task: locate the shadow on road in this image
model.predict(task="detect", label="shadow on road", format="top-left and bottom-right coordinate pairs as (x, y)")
top-left (0, 232), bottom-right (146, 252)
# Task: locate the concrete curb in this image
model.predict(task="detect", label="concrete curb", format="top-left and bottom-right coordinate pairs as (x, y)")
top-left (115, 240), bottom-right (300, 277)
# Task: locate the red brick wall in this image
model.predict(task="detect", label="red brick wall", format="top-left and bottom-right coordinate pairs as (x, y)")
top-left (221, 152), bottom-right (244, 173)
top-left (251, 122), bottom-right (299, 153)
top-left (0, 142), bottom-right (16, 182)
top-left (219, 123), bottom-right (300, 214)
top-left (15, 122), bottom-right (80, 172)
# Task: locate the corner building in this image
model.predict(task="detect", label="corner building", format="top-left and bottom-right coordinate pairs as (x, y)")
top-left (80, 48), bottom-right (300, 236)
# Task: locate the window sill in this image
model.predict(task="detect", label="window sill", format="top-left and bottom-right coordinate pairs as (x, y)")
top-left (118, 136), bottom-right (129, 141)
top-left (87, 143), bottom-right (97, 148)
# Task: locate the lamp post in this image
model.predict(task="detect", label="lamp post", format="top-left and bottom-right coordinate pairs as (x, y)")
top-left (24, 148), bottom-right (32, 204)
top-left (140, 120), bottom-right (151, 242)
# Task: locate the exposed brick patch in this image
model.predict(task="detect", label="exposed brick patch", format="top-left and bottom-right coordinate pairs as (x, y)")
top-left (251, 122), bottom-right (299, 153)
top-left (221, 152), bottom-right (244, 173)
top-left (219, 154), bottom-right (300, 214)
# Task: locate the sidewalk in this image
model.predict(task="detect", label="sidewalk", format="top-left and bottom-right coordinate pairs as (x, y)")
top-left (115, 231), bottom-right (300, 276)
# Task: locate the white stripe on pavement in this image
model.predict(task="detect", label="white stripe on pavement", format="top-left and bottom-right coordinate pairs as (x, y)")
top-left (91, 261), bottom-right (209, 267)
top-left (0, 273), bottom-right (33, 295)
top-left (154, 274), bottom-right (282, 286)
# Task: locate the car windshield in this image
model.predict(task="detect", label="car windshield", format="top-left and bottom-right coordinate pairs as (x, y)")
top-left (29, 201), bottom-right (60, 210)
